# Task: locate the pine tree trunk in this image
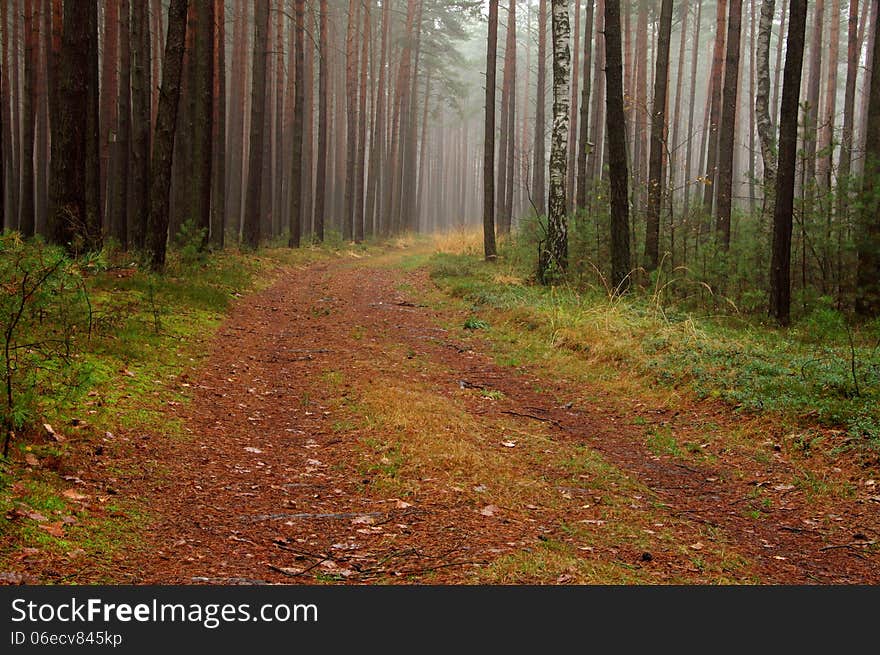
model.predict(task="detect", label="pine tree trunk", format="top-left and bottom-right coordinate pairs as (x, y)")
top-left (817, 0), bottom-right (840, 190)
top-left (21, 0), bottom-right (36, 236)
top-left (575, 0), bottom-right (594, 211)
top-left (803, 0), bottom-right (825, 191)
top-left (131, 0), bottom-right (152, 249)
top-left (242, 0), bottom-right (270, 248)
top-left (644, 0), bottom-right (673, 271)
top-left (484, 0), bottom-right (499, 259)
top-left (670, 1), bottom-right (689, 211)
top-left (540, 0), bottom-right (570, 282)
top-left (771, 0), bottom-right (788, 127)
top-left (49, 0), bottom-right (101, 250)
top-left (112, 0), bottom-right (131, 248)
top-left (532, 0), bottom-right (548, 215)
top-left (354, 0), bottom-right (370, 242)
top-left (703, 0), bottom-right (728, 217)
top-left (770, 0), bottom-right (806, 325)
top-left (147, 0), bottom-right (189, 269)
top-left (365, 0), bottom-right (389, 237)
top-left (566, 0), bottom-right (580, 213)
top-left (314, 0), bottom-right (329, 242)
top-left (289, 0), bottom-right (305, 248)
top-left (0, 0), bottom-right (9, 230)
top-left (11, 0), bottom-right (21, 230)
top-left (100, 0), bottom-right (119, 225)
top-left (837, 0), bottom-right (860, 223)
top-left (683, 0), bottom-right (702, 217)
top-left (856, 0), bottom-right (880, 315)
top-left (190, 0), bottom-right (214, 244)
top-left (716, 0), bottom-right (743, 251)
top-left (606, 0), bottom-right (631, 291)
top-left (586, 0), bottom-right (605, 187)
top-left (343, 0), bottom-right (359, 241)
top-left (502, 0), bottom-right (517, 234)
top-left (211, 0), bottom-right (226, 248)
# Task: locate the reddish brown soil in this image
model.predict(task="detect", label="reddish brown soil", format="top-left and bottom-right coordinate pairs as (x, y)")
top-left (8, 256), bottom-right (880, 584)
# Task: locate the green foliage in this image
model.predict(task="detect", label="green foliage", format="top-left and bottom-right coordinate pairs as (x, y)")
top-left (173, 219), bottom-right (208, 267)
top-left (463, 316), bottom-right (490, 330)
top-left (0, 235), bottom-right (92, 457)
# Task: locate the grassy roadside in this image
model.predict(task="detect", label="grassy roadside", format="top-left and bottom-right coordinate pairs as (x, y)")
top-left (0, 240), bottom-right (368, 582)
top-left (407, 231), bottom-right (880, 490)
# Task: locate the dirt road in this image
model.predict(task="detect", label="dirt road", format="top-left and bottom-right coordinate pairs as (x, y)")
top-left (103, 252), bottom-right (880, 584)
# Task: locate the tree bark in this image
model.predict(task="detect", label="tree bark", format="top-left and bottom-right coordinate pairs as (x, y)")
top-left (644, 0), bottom-right (673, 271)
top-left (575, 0), bottom-right (594, 211)
top-left (770, 0), bottom-right (807, 325)
top-left (539, 0), bottom-right (570, 282)
top-left (242, 0), bottom-right (270, 249)
top-left (211, 0), bottom-right (226, 248)
top-left (147, 0), bottom-right (189, 269)
top-left (817, 0), bottom-right (840, 189)
top-left (49, 0), bottom-right (101, 250)
top-left (289, 0), bottom-right (305, 248)
top-left (716, 0), bottom-right (743, 250)
top-left (100, 0), bottom-right (119, 225)
top-left (803, 0), bottom-right (825, 191)
top-left (21, 0), bottom-right (36, 236)
top-left (532, 0), bottom-right (548, 216)
top-left (190, 0), bottom-right (214, 245)
top-left (856, 0), bottom-right (880, 315)
top-left (566, 0), bottom-right (580, 213)
top-left (702, 0), bottom-right (728, 217)
top-left (837, 0), bottom-right (860, 222)
top-left (112, 0), bottom-right (131, 247)
top-left (606, 0), bottom-right (631, 291)
top-left (484, 0), bottom-right (499, 260)
top-left (131, 0), bottom-right (152, 249)
top-left (683, 0), bottom-right (702, 217)
top-left (756, 0), bottom-right (777, 208)
top-left (314, 0), bottom-right (329, 242)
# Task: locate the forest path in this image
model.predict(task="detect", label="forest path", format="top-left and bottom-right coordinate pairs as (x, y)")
top-left (112, 250), bottom-right (880, 584)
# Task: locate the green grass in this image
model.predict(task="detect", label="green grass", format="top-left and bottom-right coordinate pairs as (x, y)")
top-left (425, 249), bottom-right (880, 452)
top-left (0, 240), bottom-right (348, 580)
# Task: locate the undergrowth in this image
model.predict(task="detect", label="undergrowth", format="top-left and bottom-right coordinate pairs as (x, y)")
top-left (425, 232), bottom-right (880, 453)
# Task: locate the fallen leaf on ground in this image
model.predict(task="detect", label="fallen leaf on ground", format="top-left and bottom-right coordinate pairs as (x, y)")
top-left (63, 489), bottom-right (88, 501)
top-left (244, 447), bottom-right (262, 454)
top-left (39, 522), bottom-right (65, 538)
top-left (501, 441), bottom-right (517, 448)
top-left (480, 505), bottom-right (499, 517)
top-left (690, 542), bottom-right (704, 551)
top-left (24, 454), bottom-right (39, 467)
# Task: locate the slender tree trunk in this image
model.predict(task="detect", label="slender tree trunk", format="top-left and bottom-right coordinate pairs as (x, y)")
top-left (670, 1), bottom-right (689, 211)
top-left (147, 0), bottom-right (189, 270)
top-left (606, 0), bottom-right (631, 291)
top-left (366, 0), bottom-right (389, 237)
top-left (112, 0), bottom-right (131, 248)
top-left (100, 0), bottom-right (119, 225)
top-left (756, 0), bottom-right (777, 209)
top-left (856, 0), bottom-right (880, 315)
top-left (567, 0), bottom-right (580, 213)
top-left (803, 0), bottom-right (825, 192)
top-left (716, 0), bottom-right (743, 250)
top-left (314, 0), bottom-right (329, 242)
top-left (587, 0), bottom-right (605, 186)
top-left (502, 0), bottom-right (517, 233)
top-left (11, 0), bottom-right (21, 230)
top-left (771, 0), bottom-right (788, 126)
top-left (644, 0), bottom-right (673, 271)
top-left (817, 0), bottom-right (840, 190)
top-left (289, 0), bottom-right (305, 248)
top-left (191, 0), bottom-right (214, 244)
top-left (540, 0), bottom-right (570, 281)
top-left (770, 0), bottom-right (807, 325)
top-left (131, 0), bottom-right (152, 249)
top-left (576, 0), bottom-right (594, 211)
top-left (532, 0), bottom-right (548, 215)
top-left (838, 0), bottom-right (860, 223)
top-left (683, 0), bottom-right (702, 217)
top-left (21, 0), bottom-right (36, 236)
top-left (242, 0), bottom-right (270, 248)
top-left (0, 0), bottom-right (10, 230)
top-left (484, 0), bottom-right (499, 259)
top-left (211, 0), bottom-right (226, 248)
top-left (85, 0), bottom-right (101, 248)
top-left (703, 0), bottom-right (729, 218)
top-left (354, 0), bottom-right (370, 242)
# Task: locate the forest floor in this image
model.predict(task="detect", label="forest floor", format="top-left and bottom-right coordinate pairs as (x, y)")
top-left (4, 244), bottom-right (880, 584)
